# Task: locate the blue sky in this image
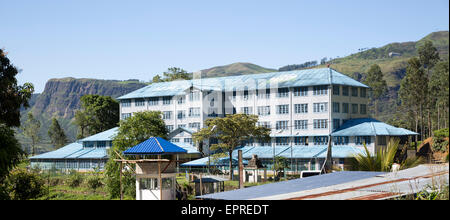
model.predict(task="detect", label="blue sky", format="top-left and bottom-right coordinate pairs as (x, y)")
top-left (1, 0), bottom-right (448, 93)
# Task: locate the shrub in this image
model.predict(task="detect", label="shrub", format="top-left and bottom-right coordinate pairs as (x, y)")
top-left (67, 170), bottom-right (84, 188)
top-left (432, 128), bottom-right (449, 152)
top-left (86, 175), bottom-right (103, 192)
top-left (7, 169), bottom-right (46, 200)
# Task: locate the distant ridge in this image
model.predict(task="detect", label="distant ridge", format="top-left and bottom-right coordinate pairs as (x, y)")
top-left (200, 62), bottom-right (276, 78)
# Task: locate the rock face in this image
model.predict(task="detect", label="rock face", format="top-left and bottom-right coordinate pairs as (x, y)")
top-left (21, 78), bottom-right (148, 142)
top-left (32, 77), bottom-right (147, 118)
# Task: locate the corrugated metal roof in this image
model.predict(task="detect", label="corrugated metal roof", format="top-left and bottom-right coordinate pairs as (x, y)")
top-left (173, 142), bottom-right (201, 154)
top-left (332, 118), bottom-right (418, 136)
top-left (117, 68), bottom-right (368, 100)
top-left (123, 137), bottom-right (188, 155)
top-left (78, 148), bottom-right (108, 159)
top-left (197, 171), bottom-right (385, 200)
top-left (180, 156), bottom-right (249, 167)
top-left (314, 146), bottom-right (365, 158)
top-left (181, 145), bottom-right (364, 167)
top-left (79, 127), bottom-right (118, 142)
top-left (29, 142), bottom-right (83, 159)
top-left (242, 146), bottom-right (291, 159)
top-left (29, 142), bottom-right (109, 159)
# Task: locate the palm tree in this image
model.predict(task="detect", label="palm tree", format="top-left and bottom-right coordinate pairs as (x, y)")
top-left (349, 138), bottom-right (423, 172)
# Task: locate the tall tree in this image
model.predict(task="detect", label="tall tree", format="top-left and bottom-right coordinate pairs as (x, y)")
top-left (0, 49), bottom-right (33, 199)
top-left (364, 64), bottom-right (387, 117)
top-left (48, 117), bottom-right (68, 149)
top-left (429, 60), bottom-right (449, 129)
top-left (74, 95), bottom-right (119, 139)
top-left (105, 111), bottom-right (168, 199)
top-left (418, 40), bottom-right (440, 137)
top-left (399, 57), bottom-right (428, 139)
top-left (0, 49), bottom-right (34, 127)
top-left (193, 114), bottom-right (270, 180)
top-left (22, 112), bottom-right (41, 156)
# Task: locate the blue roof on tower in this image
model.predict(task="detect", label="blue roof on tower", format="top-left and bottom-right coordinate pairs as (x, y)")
top-left (123, 137), bottom-right (188, 155)
top-left (117, 68), bottom-right (368, 99)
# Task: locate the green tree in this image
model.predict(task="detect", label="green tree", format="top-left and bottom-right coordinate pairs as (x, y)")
top-left (364, 64), bottom-right (387, 117)
top-left (0, 124), bottom-right (26, 199)
top-left (418, 40), bottom-right (440, 137)
top-left (105, 111), bottom-right (168, 199)
top-left (74, 95), bottom-right (119, 139)
top-left (0, 49), bottom-right (33, 199)
top-left (48, 117), bottom-right (68, 149)
top-left (193, 114), bottom-right (270, 180)
top-left (22, 112), bottom-right (41, 156)
top-left (399, 57), bottom-right (428, 138)
top-left (0, 49), bottom-right (34, 127)
top-left (429, 61), bottom-right (449, 130)
top-left (151, 67), bottom-right (193, 83)
top-left (273, 156), bottom-right (290, 180)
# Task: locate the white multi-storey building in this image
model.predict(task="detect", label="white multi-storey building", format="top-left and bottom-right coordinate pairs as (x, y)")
top-left (117, 68), bottom-right (417, 171)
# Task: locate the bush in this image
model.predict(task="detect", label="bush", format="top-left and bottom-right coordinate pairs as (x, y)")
top-left (67, 170), bottom-right (84, 188)
top-left (86, 175), bottom-right (103, 192)
top-left (433, 128), bottom-right (449, 152)
top-left (6, 169), bottom-right (46, 200)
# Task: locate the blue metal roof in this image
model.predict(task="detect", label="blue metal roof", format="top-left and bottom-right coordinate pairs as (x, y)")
top-left (241, 146), bottom-right (291, 159)
top-left (79, 127), bottom-right (118, 142)
top-left (197, 171), bottom-right (385, 200)
top-left (172, 142), bottom-right (201, 154)
top-left (117, 68), bottom-right (368, 100)
top-left (181, 145), bottom-right (364, 167)
top-left (29, 142), bottom-right (83, 159)
top-left (123, 137), bottom-right (188, 155)
top-left (332, 118), bottom-right (418, 137)
top-left (29, 142), bottom-right (108, 160)
top-left (180, 156), bottom-right (249, 167)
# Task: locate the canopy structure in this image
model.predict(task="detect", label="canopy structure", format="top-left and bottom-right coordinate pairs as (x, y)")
top-left (331, 118), bottom-right (418, 137)
top-left (123, 137), bottom-right (188, 155)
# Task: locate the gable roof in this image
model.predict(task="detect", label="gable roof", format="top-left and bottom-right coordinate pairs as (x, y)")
top-left (117, 68), bottom-right (368, 100)
top-left (123, 137), bottom-right (187, 155)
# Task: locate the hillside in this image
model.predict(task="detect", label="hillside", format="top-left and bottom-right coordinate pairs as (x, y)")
top-left (315, 30), bottom-right (449, 122)
top-left (17, 78), bottom-right (148, 153)
top-left (200, 62), bottom-right (276, 78)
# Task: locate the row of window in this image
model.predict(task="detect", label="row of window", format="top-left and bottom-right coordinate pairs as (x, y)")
top-left (332, 102), bottom-right (367, 114)
top-left (170, 138), bottom-right (193, 144)
top-left (82, 141), bottom-right (111, 148)
top-left (121, 91), bottom-right (202, 108)
top-left (254, 136), bottom-right (374, 146)
top-left (166, 122), bottom-right (201, 132)
top-left (269, 119), bottom-right (329, 130)
top-left (333, 85), bottom-right (367, 98)
top-left (122, 85), bottom-right (367, 108)
top-left (167, 135), bottom-right (378, 147)
top-left (239, 102), bottom-right (366, 116)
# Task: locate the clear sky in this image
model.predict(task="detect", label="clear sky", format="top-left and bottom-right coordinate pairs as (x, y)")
top-left (1, 0), bottom-right (448, 93)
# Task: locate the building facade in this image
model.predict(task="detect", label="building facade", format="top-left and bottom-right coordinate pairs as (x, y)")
top-left (118, 68), bottom-right (375, 152)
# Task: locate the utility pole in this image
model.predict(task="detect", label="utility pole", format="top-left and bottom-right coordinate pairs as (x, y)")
top-left (238, 150), bottom-right (244, 189)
